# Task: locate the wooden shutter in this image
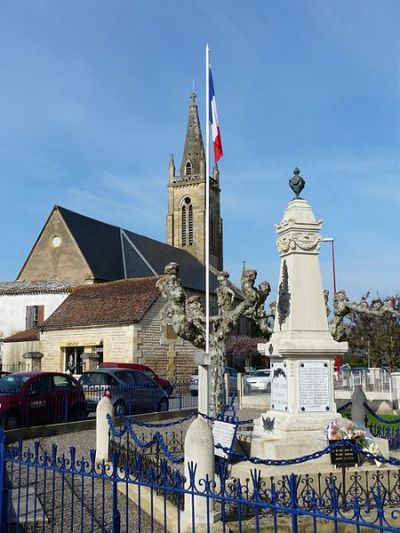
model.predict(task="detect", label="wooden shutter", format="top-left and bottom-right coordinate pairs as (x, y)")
top-left (37, 305), bottom-right (45, 325)
top-left (26, 306), bottom-right (33, 329)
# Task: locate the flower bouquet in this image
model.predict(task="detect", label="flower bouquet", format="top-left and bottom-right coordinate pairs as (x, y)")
top-left (326, 419), bottom-right (382, 467)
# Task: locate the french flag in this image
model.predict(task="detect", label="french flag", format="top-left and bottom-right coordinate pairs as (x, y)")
top-left (209, 67), bottom-right (223, 162)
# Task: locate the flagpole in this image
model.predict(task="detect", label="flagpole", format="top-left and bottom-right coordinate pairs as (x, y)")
top-left (205, 44), bottom-right (210, 357)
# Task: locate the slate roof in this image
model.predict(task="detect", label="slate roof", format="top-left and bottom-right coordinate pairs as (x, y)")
top-left (55, 206), bottom-right (218, 292)
top-left (41, 277), bottom-right (161, 330)
top-left (0, 280), bottom-right (75, 296)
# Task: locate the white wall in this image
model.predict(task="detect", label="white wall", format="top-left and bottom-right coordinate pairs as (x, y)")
top-left (0, 293), bottom-right (68, 339)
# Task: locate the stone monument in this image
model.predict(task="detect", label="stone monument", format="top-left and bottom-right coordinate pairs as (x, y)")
top-left (252, 169), bottom-right (348, 460)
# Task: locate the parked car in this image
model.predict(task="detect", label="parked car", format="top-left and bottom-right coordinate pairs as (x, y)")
top-left (243, 369), bottom-right (272, 394)
top-left (0, 372), bottom-right (87, 430)
top-left (0, 371), bottom-right (11, 379)
top-left (98, 362), bottom-right (173, 396)
top-left (189, 367), bottom-right (238, 396)
top-left (79, 368), bottom-right (169, 416)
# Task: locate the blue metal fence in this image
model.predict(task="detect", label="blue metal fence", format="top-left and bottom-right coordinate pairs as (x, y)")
top-left (1, 419), bottom-right (400, 532)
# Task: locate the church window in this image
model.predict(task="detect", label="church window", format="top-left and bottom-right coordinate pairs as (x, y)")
top-left (181, 197), bottom-right (193, 246)
top-left (185, 161), bottom-right (192, 176)
top-left (188, 204), bottom-right (193, 245)
top-left (182, 205), bottom-right (187, 245)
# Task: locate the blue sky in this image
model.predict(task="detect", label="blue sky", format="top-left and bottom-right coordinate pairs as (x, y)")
top-left (0, 0), bottom-right (399, 301)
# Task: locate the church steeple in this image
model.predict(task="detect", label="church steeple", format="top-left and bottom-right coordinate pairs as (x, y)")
top-left (166, 92), bottom-right (223, 271)
top-left (179, 93), bottom-right (205, 180)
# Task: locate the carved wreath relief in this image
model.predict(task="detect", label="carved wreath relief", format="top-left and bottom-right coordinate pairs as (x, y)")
top-left (277, 231), bottom-right (321, 254)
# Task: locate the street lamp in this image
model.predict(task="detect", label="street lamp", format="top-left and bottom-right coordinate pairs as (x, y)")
top-left (322, 237), bottom-right (340, 372)
top-left (321, 237), bottom-right (337, 295)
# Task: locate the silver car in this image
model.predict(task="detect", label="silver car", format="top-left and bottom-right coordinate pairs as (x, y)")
top-left (79, 368), bottom-right (169, 415)
top-left (189, 367), bottom-right (238, 396)
top-left (244, 369), bottom-right (272, 394)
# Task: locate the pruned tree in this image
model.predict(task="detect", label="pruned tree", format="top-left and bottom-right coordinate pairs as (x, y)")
top-left (157, 263), bottom-right (272, 416)
top-left (345, 294), bottom-right (400, 371)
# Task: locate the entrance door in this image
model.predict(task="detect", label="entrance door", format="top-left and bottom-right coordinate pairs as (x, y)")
top-left (65, 347), bottom-right (84, 375)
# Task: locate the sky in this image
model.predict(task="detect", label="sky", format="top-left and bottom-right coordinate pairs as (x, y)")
top-left (0, 0), bottom-right (399, 302)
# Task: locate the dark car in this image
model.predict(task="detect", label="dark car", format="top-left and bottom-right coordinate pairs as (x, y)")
top-left (0, 372), bottom-right (87, 430)
top-left (98, 362), bottom-right (173, 396)
top-left (79, 368), bottom-right (169, 416)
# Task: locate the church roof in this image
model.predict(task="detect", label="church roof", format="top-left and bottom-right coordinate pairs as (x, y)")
top-left (41, 277), bottom-right (160, 329)
top-left (53, 206), bottom-right (218, 292)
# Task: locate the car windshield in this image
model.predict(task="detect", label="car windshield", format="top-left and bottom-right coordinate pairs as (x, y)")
top-left (0, 374), bottom-right (31, 393)
top-left (143, 370), bottom-right (156, 380)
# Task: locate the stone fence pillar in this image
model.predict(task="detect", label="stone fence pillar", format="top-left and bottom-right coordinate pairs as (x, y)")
top-left (351, 385), bottom-right (368, 429)
top-left (96, 392), bottom-right (114, 463)
top-left (82, 352), bottom-right (100, 372)
top-left (22, 352), bottom-right (43, 372)
top-left (183, 416), bottom-right (217, 529)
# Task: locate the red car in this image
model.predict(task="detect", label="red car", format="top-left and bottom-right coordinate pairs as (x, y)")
top-left (98, 362), bottom-right (173, 396)
top-left (0, 372), bottom-right (87, 430)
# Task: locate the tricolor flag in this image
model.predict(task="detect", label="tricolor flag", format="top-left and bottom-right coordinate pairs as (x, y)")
top-left (208, 67), bottom-right (223, 162)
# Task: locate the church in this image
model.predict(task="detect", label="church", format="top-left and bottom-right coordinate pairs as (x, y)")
top-left (1, 94), bottom-right (234, 382)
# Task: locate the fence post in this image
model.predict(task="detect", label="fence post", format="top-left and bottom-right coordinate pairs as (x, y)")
top-left (0, 428), bottom-right (8, 529)
top-left (183, 416), bottom-right (215, 528)
top-left (111, 452), bottom-right (121, 533)
top-left (288, 473), bottom-right (298, 533)
top-left (237, 372), bottom-right (243, 409)
top-left (96, 390), bottom-right (114, 462)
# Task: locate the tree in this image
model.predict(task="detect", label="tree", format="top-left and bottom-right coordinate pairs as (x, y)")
top-left (225, 335), bottom-right (266, 370)
top-left (345, 294), bottom-right (400, 371)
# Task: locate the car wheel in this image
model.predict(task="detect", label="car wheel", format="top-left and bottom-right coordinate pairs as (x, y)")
top-left (3, 411), bottom-right (21, 430)
top-left (114, 401), bottom-right (127, 417)
top-left (244, 384), bottom-right (251, 395)
top-left (158, 398), bottom-right (169, 412)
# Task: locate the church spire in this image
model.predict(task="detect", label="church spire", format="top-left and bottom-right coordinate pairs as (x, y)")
top-left (179, 92), bottom-right (205, 179)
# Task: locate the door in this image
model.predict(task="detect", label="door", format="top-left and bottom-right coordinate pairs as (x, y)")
top-left (26, 375), bottom-right (54, 426)
top-left (132, 371), bottom-right (159, 413)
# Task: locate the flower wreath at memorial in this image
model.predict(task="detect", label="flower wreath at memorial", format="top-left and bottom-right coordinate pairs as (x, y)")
top-left (325, 419), bottom-right (382, 466)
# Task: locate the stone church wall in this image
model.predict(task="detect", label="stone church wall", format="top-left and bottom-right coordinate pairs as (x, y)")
top-left (18, 209), bottom-right (91, 283)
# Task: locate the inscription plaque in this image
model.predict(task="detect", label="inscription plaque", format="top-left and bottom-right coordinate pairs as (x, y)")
top-left (299, 360), bottom-right (330, 412)
top-left (271, 361), bottom-right (288, 411)
top-left (329, 440), bottom-right (358, 467)
top-left (212, 421), bottom-right (236, 459)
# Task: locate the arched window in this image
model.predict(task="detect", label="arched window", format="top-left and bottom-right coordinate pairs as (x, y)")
top-left (181, 197), bottom-right (193, 246)
top-left (185, 161), bottom-right (192, 176)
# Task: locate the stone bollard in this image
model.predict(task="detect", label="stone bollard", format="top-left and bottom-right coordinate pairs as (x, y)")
top-left (183, 416), bottom-right (216, 529)
top-left (96, 390), bottom-right (114, 463)
top-left (351, 385), bottom-right (368, 429)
